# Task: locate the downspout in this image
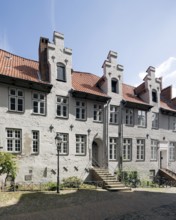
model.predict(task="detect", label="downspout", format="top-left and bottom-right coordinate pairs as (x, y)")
top-left (105, 98), bottom-right (111, 169)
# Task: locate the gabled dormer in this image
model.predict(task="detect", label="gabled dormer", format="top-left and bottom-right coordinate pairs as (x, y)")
top-left (46, 32), bottom-right (72, 93)
top-left (99, 51), bottom-right (123, 99)
top-left (136, 66), bottom-right (162, 108)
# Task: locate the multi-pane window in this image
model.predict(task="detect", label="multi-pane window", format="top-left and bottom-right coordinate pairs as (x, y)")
top-left (151, 139), bottom-right (158, 160)
top-left (138, 110), bottom-right (146, 127)
top-left (152, 112), bottom-right (159, 129)
top-left (32, 131), bottom-right (39, 153)
top-left (109, 137), bottom-right (118, 160)
top-left (125, 108), bottom-right (133, 126)
top-left (172, 117), bottom-right (176, 131)
top-left (32, 93), bottom-right (46, 115)
top-left (136, 139), bottom-right (145, 160)
top-left (56, 96), bottom-right (68, 118)
top-left (169, 142), bottom-right (176, 161)
top-left (93, 104), bottom-right (103, 122)
top-left (123, 138), bottom-right (132, 161)
top-left (7, 129), bottom-right (21, 153)
top-left (76, 135), bottom-right (86, 155)
top-left (57, 63), bottom-right (66, 81)
top-left (57, 133), bottom-right (69, 155)
top-left (9, 88), bottom-right (24, 112)
top-left (111, 79), bottom-right (119, 93)
top-left (76, 101), bottom-right (86, 120)
top-left (110, 105), bottom-right (119, 124)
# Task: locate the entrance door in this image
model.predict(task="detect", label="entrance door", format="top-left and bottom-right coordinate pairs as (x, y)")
top-left (92, 141), bottom-right (99, 167)
top-left (160, 150), bottom-right (167, 169)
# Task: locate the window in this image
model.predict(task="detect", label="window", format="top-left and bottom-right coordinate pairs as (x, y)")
top-left (9, 88), bottom-right (24, 112)
top-left (93, 104), bottom-right (103, 122)
top-left (32, 93), bottom-right (46, 115)
top-left (123, 138), bottom-right (132, 161)
top-left (152, 89), bottom-right (157, 102)
top-left (125, 108), bottom-right (133, 126)
top-left (169, 142), bottom-right (176, 161)
top-left (109, 137), bottom-right (118, 160)
top-left (6, 129), bottom-right (21, 153)
top-left (136, 139), bottom-right (145, 160)
top-left (32, 131), bottom-right (39, 153)
top-left (138, 110), bottom-right (146, 127)
top-left (56, 96), bottom-right (68, 118)
top-left (76, 101), bottom-right (86, 120)
top-left (151, 140), bottom-right (158, 160)
top-left (110, 105), bottom-right (119, 124)
top-left (57, 133), bottom-right (69, 155)
top-left (149, 170), bottom-right (155, 180)
top-left (76, 135), bottom-right (86, 155)
top-left (152, 112), bottom-right (159, 129)
top-left (172, 117), bottom-right (176, 131)
top-left (111, 78), bottom-right (119, 93)
top-left (57, 63), bottom-right (66, 81)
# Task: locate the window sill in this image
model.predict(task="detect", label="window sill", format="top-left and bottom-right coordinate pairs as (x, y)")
top-left (56, 79), bottom-right (66, 83)
top-left (136, 160), bottom-right (145, 162)
top-left (75, 154), bottom-right (86, 156)
top-left (55, 116), bottom-right (68, 120)
top-left (7, 110), bottom-right (24, 114)
top-left (109, 159), bottom-right (118, 162)
top-left (93, 120), bottom-right (103, 124)
top-left (109, 123), bottom-right (119, 126)
top-left (137, 125), bottom-right (146, 128)
top-left (123, 160), bottom-right (131, 162)
top-left (125, 124), bottom-right (134, 127)
top-left (75, 118), bottom-right (87, 122)
top-left (31, 113), bottom-right (46, 116)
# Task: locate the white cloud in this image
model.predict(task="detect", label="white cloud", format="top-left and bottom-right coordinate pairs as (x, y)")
top-left (0, 32), bottom-right (12, 52)
top-left (138, 57), bottom-right (176, 98)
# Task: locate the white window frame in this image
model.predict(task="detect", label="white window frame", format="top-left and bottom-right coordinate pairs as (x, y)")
top-left (137, 110), bottom-right (146, 127)
top-left (76, 134), bottom-right (86, 155)
top-left (6, 129), bottom-right (22, 153)
top-left (123, 138), bottom-right (132, 161)
top-left (32, 131), bottom-right (39, 154)
top-left (9, 88), bottom-right (24, 112)
top-left (32, 92), bottom-right (46, 115)
top-left (136, 139), bottom-right (145, 160)
top-left (152, 112), bottom-right (159, 129)
top-left (109, 137), bottom-right (118, 160)
top-left (169, 142), bottom-right (176, 161)
top-left (125, 108), bottom-right (134, 126)
top-left (57, 133), bottom-right (69, 155)
top-left (151, 139), bottom-right (158, 160)
top-left (75, 100), bottom-right (86, 120)
top-left (93, 104), bottom-right (103, 122)
top-left (56, 96), bottom-right (68, 118)
top-left (110, 105), bottom-right (119, 124)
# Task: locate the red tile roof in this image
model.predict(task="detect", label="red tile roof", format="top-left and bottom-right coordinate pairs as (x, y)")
top-left (160, 98), bottom-right (176, 112)
top-left (122, 83), bottom-right (149, 105)
top-left (0, 49), bottom-right (49, 84)
top-left (72, 71), bottom-right (109, 98)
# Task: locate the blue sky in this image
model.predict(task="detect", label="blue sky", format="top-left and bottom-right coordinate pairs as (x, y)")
top-left (1, 0), bottom-right (176, 95)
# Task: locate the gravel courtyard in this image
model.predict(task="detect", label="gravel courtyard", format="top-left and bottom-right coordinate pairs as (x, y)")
top-left (0, 188), bottom-right (176, 220)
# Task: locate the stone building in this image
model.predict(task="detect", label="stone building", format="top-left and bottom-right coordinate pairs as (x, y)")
top-left (0, 31), bottom-right (176, 184)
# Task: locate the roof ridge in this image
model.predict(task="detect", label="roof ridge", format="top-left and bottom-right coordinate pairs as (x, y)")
top-left (0, 49), bottom-right (38, 63)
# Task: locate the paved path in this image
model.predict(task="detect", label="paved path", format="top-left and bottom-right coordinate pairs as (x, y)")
top-left (1, 188), bottom-right (176, 220)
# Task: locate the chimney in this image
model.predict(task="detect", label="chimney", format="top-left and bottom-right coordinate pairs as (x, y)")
top-left (38, 37), bottom-right (50, 82)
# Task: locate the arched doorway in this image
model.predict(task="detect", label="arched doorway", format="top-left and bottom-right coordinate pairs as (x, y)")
top-left (92, 139), bottom-right (103, 167)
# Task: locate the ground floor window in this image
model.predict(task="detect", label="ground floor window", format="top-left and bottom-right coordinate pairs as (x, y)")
top-left (57, 133), bottom-right (69, 155)
top-left (76, 135), bottom-right (86, 155)
top-left (151, 140), bottom-right (158, 160)
top-left (169, 142), bottom-right (176, 161)
top-left (32, 131), bottom-right (39, 153)
top-left (136, 139), bottom-right (145, 160)
top-left (109, 137), bottom-right (118, 160)
top-left (6, 129), bottom-right (22, 153)
top-left (123, 138), bottom-right (132, 161)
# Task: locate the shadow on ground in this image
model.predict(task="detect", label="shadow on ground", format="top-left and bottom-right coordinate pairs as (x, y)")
top-left (1, 189), bottom-right (176, 220)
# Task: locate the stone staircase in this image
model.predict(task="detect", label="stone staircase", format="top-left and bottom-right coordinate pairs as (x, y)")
top-left (91, 168), bottom-right (131, 192)
top-left (159, 168), bottom-right (176, 181)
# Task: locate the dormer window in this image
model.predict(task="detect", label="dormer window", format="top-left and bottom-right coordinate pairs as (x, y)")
top-left (57, 63), bottom-right (66, 82)
top-left (111, 78), bottom-right (119, 93)
top-left (152, 89), bottom-right (157, 102)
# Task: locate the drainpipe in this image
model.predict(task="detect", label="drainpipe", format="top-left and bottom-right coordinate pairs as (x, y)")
top-left (105, 99), bottom-right (111, 169)
top-left (119, 100), bottom-right (126, 172)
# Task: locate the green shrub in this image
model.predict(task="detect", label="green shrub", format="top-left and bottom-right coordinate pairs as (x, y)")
top-left (62, 176), bottom-right (82, 188)
top-left (45, 182), bottom-right (57, 191)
